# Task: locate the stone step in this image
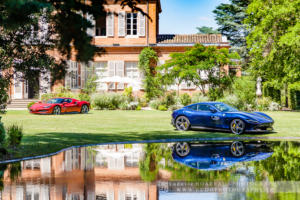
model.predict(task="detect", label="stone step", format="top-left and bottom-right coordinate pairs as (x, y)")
top-left (7, 99), bottom-right (39, 109)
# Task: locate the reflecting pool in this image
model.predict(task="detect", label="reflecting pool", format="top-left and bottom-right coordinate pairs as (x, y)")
top-left (0, 140), bottom-right (299, 200)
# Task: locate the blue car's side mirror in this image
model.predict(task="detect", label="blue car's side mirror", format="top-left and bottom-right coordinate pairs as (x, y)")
top-left (210, 108), bottom-right (217, 113)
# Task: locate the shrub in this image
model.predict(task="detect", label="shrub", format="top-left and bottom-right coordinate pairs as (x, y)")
top-left (93, 94), bottom-right (110, 110)
top-left (123, 87), bottom-right (134, 102)
top-left (232, 77), bottom-right (256, 108)
top-left (218, 94), bottom-right (240, 109)
top-left (92, 93), bottom-right (126, 110)
top-left (149, 99), bottom-right (161, 110)
top-left (41, 93), bottom-right (55, 102)
top-left (168, 104), bottom-right (183, 111)
top-left (208, 88), bottom-right (223, 101)
top-left (27, 102), bottom-right (36, 109)
top-left (256, 97), bottom-right (272, 111)
top-left (138, 96), bottom-right (148, 107)
top-left (6, 124), bottom-right (23, 147)
top-left (191, 93), bottom-right (209, 103)
top-left (0, 117), bottom-right (5, 144)
top-left (269, 101), bottom-right (281, 111)
top-left (180, 93), bottom-right (192, 106)
top-left (158, 105), bottom-right (168, 111)
top-left (78, 93), bottom-right (91, 102)
top-left (82, 74), bottom-right (98, 95)
top-left (119, 101), bottom-right (139, 110)
top-left (163, 92), bottom-right (176, 107)
top-left (136, 105), bottom-right (142, 111)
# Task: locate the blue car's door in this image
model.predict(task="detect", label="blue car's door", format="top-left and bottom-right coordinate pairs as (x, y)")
top-left (209, 112), bottom-right (226, 128)
top-left (195, 104), bottom-right (216, 127)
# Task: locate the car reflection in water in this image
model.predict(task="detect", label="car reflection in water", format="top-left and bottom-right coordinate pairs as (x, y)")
top-left (172, 141), bottom-right (273, 171)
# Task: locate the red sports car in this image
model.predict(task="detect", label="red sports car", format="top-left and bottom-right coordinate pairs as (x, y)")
top-left (29, 98), bottom-right (90, 115)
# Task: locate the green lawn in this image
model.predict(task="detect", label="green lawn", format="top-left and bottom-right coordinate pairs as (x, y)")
top-left (1, 110), bottom-right (300, 160)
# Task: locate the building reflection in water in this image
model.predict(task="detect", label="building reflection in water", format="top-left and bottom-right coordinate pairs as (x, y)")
top-left (1, 144), bottom-right (159, 200)
top-left (0, 141), bottom-right (299, 200)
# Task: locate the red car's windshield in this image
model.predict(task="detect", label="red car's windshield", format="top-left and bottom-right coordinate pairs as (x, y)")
top-left (47, 98), bottom-right (65, 104)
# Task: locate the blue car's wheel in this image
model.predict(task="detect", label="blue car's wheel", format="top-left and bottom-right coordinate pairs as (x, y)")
top-left (230, 141), bottom-right (245, 157)
top-left (230, 119), bottom-right (245, 135)
top-left (175, 142), bottom-right (190, 157)
top-left (175, 116), bottom-right (190, 131)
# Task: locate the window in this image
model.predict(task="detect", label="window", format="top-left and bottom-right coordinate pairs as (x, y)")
top-left (125, 62), bottom-right (139, 79)
top-left (96, 15), bottom-right (106, 36)
top-left (198, 104), bottom-right (211, 111)
top-left (66, 61), bottom-right (79, 89)
top-left (188, 105), bottom-right (198, 111)
top-left (94, 61), bottom-right (108, 78)
top-left (126, 13), bottom-right (137, 35)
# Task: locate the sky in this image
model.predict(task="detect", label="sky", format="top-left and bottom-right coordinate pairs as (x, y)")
top-left (159, 0), bottom-right (230, 34)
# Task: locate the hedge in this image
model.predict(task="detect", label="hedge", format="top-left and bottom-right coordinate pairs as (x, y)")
top-left (288, 82), bottom-right (300, 110)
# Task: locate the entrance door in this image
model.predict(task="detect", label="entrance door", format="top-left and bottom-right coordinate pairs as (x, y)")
top-left (13, 74), bottom-right (23, 99)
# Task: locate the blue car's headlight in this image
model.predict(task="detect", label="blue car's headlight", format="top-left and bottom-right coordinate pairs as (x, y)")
top-left (43, 106), bottom-right (51, 108)
top-left (246, 119), bottom-right (259, 124)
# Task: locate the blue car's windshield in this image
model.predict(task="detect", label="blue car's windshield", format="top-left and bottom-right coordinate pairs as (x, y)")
top-left (47, 98), bottom-right (64, 104)
top-left (212, 103), bottom-right (238, 112)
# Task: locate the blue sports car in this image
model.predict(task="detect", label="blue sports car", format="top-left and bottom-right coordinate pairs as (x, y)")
top-left (172, 141), bottom-right (273, 171)
top-left (171, 102), bottom-right (274, 135)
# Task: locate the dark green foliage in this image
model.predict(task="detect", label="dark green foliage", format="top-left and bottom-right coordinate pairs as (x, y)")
top-left (213, 0), bottom-right (249, 47)
top-left (0, 78), bottom-right (9, 114)
top-left (180, 93), bottom-right (192, 106)
top-left (196, 26), bottom-right (219, 34)
top-left (0, 117), bottom-right (5, 145)
top-left (263, 82), bottom-right (281, 104)
top-left (213, 0), bottom-right (250, 66)
top-left (6, 125), bottom-right (23, 147)
top-left (288, 82), bottom-right (300, 110)
top-left (208, 88), bottom-right (223, 101)
top-left (138, 47), bottom-right (162, 101)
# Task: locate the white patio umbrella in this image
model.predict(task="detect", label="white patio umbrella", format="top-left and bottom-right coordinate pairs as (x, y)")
top-left (96, 76), bottom-right (141, 91)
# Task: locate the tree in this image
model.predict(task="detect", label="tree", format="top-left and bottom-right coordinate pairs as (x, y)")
top-left (160, 44), bottom-right (239, 97)
top-left (138, 47), bottom-right (162, 101)
top-left (196, 26), bottom-right (220, 34)
top-left (213, 0), bottom-right (250, 65)
top-left (245, 0), bottom-right (300, 107)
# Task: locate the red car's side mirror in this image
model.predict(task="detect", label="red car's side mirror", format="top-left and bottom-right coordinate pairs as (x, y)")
top-left (38, 101), bottom-right (42, 104)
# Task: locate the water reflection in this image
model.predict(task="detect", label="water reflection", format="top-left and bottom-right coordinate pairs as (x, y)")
top-left (0, 140), bottom-right (299, 200)
top-left (172, 141), bottom-right (273, 171)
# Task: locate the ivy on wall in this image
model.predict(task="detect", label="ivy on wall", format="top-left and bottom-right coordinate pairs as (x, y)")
top-left (138, 47), bottom-right (162, 101)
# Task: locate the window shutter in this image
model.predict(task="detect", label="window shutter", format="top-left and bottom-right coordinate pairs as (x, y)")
top-left (118, 11), bottom-right (125, 37)
top-left (108, 61), bottom-right (115, 77)
top-left (86, 14), bottom-right (95, 37)
top-left (138, 12), bottom-right (146, 37)
top-left (116, 61), bottom-right (124, 77)
top-left (106, 12), bottom-right (114, 37)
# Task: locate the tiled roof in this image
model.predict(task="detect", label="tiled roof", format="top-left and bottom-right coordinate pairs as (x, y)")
top-left (157, 34), bottom-right (224, 44)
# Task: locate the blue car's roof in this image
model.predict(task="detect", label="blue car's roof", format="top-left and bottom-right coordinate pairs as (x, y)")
top-left (184, 102), bottom-right (224, 108)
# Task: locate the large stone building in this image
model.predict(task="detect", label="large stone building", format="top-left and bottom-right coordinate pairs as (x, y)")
top-left (7, 0), bottom-right (233, 100)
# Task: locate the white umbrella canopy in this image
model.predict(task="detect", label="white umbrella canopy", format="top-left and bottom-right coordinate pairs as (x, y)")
top-left (96, 76), bottom-right (141, 91)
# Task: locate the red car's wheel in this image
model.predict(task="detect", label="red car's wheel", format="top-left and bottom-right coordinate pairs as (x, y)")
top-left (81, 104), bottom-right (89, 114)
top-left (52, 106), bottom-right (61, 115)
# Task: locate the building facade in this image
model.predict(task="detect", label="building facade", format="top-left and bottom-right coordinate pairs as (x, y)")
top-left (8, 0), bottom-right (234, 100)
